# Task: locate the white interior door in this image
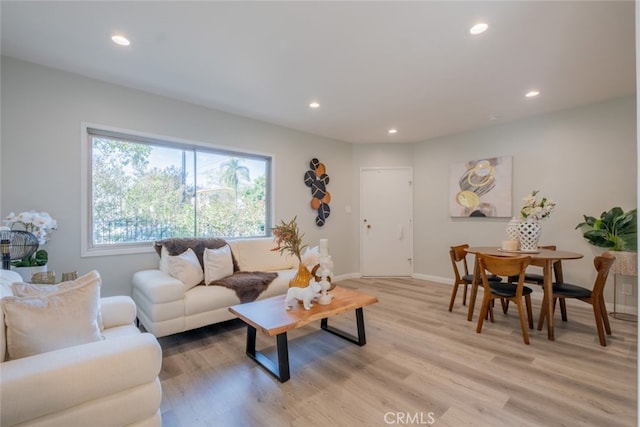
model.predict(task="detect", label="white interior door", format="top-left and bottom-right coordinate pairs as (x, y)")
top-left (360, 167), bottom-right (413, 277)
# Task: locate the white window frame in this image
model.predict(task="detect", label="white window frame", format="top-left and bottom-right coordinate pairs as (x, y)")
top-left (80, 122), bottom-right (274, 257)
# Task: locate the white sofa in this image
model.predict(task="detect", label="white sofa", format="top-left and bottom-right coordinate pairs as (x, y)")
top-left (0, 270), bottom-right (163, 427)
top-left (132, 237), bottom-right (297, 338)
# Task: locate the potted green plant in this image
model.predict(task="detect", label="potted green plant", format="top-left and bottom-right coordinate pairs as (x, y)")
top-left (576, 207), bottom-right (637, 278)
top-left (12, 248), bottom-right (49, 267)
top-left (575, 207), bottom-right (637, 252)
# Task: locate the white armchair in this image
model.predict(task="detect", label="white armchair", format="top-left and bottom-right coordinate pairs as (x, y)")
top-left (0, 270), bottom-right (163, 427)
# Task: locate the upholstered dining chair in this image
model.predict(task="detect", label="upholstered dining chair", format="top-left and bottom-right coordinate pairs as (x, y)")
top-left (448, 244), bottom-right (501, 312)
top-left (476, 254), bottom-right (534, 344)
top-left (537, 253), bottom-right (616, 346)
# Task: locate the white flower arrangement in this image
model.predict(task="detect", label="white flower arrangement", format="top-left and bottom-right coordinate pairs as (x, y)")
top-left (5, 210), bottom-right (57, 245)
top-left (300, 245), bottom-right (319, 269)
top-left (520, 190), bottom-right (555, 221)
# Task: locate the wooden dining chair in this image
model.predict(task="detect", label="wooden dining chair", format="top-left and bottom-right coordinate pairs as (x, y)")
top-left (448, 244), bottom-right (501, 312)
top-left (476, 254), bottom-right (534, 344)
top-left (538, 253), bottom-right (616, 346)
top-left (508, 245), bottom-right (558, 284)
top-left (506, 245), bottom-right (567, 317)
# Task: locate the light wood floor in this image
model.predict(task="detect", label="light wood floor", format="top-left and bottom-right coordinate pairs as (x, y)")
top-left (158, 278), bottom-right (637, 427)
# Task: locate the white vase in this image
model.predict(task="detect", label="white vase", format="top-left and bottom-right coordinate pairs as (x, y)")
top-left (506, 216), bottom-right (522, 242)
top-left (518, 219), bottom-right (541, 252)
top-left (11, 265), bottom-right (47, 282)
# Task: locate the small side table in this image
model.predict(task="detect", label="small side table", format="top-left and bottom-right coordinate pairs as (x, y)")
top-left (610, 251), bottom-right (637, 322)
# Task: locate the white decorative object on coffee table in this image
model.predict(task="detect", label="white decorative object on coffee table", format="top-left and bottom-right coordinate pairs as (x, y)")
top-left (284, 281), bottom-right (321, 310)
top-left (317, 255), bottom-right (334, 305)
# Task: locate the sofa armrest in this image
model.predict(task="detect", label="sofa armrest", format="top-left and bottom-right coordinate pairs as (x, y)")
top-left (100, 295), bottom-right (137, 329)
top-left (0, 333), bottom-right (162, 427)
top-left (132, 269), bottom-right (185, 303)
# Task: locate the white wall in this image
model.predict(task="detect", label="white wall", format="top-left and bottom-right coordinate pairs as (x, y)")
top-left (0, 57), bottom-right (353, 296)
top-left (352, 97), bottom-right (636, 308)
top-left (1, 57), bottom-right (636, 308)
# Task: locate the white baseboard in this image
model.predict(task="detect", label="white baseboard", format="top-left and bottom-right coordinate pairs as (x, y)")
top-left (333, 273), bottom-right (361, 282)
top-left (412, 273), bottom-right (452, 284)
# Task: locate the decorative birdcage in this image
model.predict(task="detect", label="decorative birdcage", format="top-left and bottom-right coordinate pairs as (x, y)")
top-left (0, 230), bottom-right (39, 270)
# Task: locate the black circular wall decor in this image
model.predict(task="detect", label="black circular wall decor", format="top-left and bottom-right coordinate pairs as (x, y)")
top-left (316, 203), bottom-right (331, 226)
top-left (318, 174), bottom-right (330, 186)
top-left (304, 158), bottom-right (331, 227)
top-left (310, 158), bottom-right (321, 170)
top-left (311, 181), bottom-right (326, 199)
top-left (304, 170), bottom-right (316, 187)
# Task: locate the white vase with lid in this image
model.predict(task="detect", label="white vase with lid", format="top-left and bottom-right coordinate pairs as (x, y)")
top-left (505, 216), bottom-right (522, 242)
top-left (517, 218), bottom-right (542, 252)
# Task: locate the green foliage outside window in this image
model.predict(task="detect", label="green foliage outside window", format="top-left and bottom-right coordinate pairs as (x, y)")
top-left (90, 135), bottom-right (269, 246)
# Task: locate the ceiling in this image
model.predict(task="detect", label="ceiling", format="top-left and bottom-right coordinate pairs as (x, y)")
top-left (1, 1), bottom-right (635, 144)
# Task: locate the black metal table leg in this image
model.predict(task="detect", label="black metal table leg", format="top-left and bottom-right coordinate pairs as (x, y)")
top-left (245, 325), bottom-right (290, 382)
top-left (243, 306), bottom-right (370, 381)
top-left (321, 307), bottom-right (367, 346)
top-left (275, 333), bottom-right (290, 381)
top-left (246, 324), bottom-right (257, 356)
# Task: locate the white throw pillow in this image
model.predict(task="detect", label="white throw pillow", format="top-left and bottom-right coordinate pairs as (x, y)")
top-left (1, 278), bottom-right (103, 360)
top-left (229, 238), bottom-right (296, 271)
top-left (11, 270), bottom-right (104, 330)
top-left (159, 245), bottom-right (170, 274)
top-left (204, 245), bottom-right (234, 284)
top-left (167, 248), bottom-right (204, 289)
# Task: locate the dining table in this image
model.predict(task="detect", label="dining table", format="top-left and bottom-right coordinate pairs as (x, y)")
top-left (464, 246), bottom-right (583, 340)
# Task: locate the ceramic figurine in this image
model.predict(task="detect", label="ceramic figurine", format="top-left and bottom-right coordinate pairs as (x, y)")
top-left (284, 280), bottom-right (321, 310)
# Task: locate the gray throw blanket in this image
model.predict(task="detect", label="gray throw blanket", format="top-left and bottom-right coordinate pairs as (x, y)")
top-left (209, 271), bottom-right (278, 303)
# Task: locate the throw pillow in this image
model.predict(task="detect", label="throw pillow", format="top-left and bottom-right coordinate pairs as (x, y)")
top-left (154, 237), bottom-right (234, 270)
top-left (1, 278), bottom-right (103, 360)
top-left (204, 244), bottom-right (234, 284)
top-left (11, 270), bottom-right (104, 330)
top-left (167, 248), bottom-right (204, 289)
top-left (159, 245), bottom-right (170, 274)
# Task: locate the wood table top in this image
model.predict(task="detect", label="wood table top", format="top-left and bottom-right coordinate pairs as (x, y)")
top-left (229, 287), bottom-right (379, 337)
top-left (465, 246), bottom-right (583, 261)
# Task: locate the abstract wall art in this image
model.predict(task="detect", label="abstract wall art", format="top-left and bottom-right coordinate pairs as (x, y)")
top-left (304, 158), bottom-right (331, 226)
top-left (449, 156), bottom-right (512, 217)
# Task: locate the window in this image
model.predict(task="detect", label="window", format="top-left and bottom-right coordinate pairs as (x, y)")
top-left (82, 125), bottom-right (271, 256)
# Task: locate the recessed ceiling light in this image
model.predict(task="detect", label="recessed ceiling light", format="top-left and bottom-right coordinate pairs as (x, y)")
top-left (388, 129), bottom-right (398, 134)
top-left (469, 23), bottom-right (489, 35)
top-left (525, 90), bottom-right (540, 98)
top-left (111, 35), bottom-right (130, 46)
top-left (309, 101), bottom-right (320, 109)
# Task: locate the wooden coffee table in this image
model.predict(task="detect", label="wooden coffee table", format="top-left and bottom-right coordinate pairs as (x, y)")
top-left (229, 286), bottom-right (378, 382)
